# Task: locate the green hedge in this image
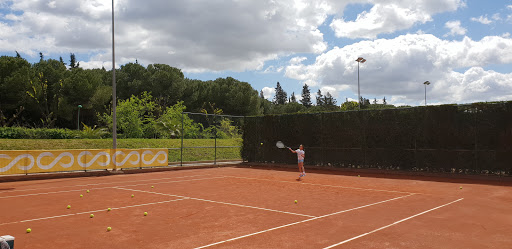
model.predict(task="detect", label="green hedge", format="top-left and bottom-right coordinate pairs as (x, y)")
top-left (242, 101), bottom-right (512, 175)
top-left (0, 127), bottom-right (79, 139)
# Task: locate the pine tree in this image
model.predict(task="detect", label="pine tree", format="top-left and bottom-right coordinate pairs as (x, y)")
top-left (259, 90), bottom-right (265, 99)
top-left (323, 92), bottom-right (337, 106)
top-left (300, 84), bottom-right (312, 107)
top-left (15, 51), bottom-right (21, 58)
top-left (316, 89), bottom-right (324, 106)
top-left (383, 96), bottom-right (387, 105)
top-left (273, 82), bottom-right (287, 105)
top-left (39, 52), bottom-right (44, 61)
top-left (70, 53), bottom-right (77, 68)
top-left (290, 92), bottom-right (297, 103)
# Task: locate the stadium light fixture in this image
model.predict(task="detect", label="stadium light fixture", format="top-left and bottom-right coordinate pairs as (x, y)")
top-left (423, 81), bottom-right (431, 106)
top-left (355, 57), bottom-right (366, 109)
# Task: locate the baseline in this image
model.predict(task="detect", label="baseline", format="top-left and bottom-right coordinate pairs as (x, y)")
top-left (225, 175), bottom-right (417, 195)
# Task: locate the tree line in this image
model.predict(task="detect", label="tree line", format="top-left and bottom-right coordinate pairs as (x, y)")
top-left (0, 54), bottom-right (396, 133)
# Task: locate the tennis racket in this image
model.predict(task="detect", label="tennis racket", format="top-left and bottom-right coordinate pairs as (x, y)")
top-left (276, 141), bottom-right (290, 149)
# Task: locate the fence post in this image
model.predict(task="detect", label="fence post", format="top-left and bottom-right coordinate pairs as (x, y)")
top-left (214, 114), bottom-right (217, 165)
top-left (181, 112), bottom-right (184, 167)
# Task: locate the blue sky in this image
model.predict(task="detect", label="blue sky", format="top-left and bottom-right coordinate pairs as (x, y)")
top-left (1, 0), bottom-right (512, 106)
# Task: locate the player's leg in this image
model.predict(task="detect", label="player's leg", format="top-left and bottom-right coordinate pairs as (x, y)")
top-left (299, 161), bottom-right (305, 176)
top-left (298, 161), bottom-right (303, 177)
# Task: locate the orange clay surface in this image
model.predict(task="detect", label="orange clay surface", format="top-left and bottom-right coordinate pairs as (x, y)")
top-left (0, 166), bottom-right (511, 248)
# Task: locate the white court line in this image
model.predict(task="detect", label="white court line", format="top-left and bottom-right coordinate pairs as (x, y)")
top-left (0, 198), bottom-right (187, 226)
top-left (0, 176), bottom-right (225, 199)
top-left (114, 187), bottom-right (316, 218)
top-left (224, 175), bottom-right (416, 195)
top-left (0, 174), bottom-right (210, 193)
top-left (323, 198), bottom-right (464, 248)
top-left (194, 194), bottom-right (414, 249)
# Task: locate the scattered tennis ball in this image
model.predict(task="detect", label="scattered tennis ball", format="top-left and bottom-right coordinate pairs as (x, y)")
top-left (90, 214), bottom-right (94, 218)
top-left (67, 205), bottom-right (71, 209)
top-left (26, 228), bottom-right (32, 233)
top-left (260, 142), bottom-right (263, 146)
top-left (107, 227), bottom-right (112, 232)
top-left (131, 194), bottom-right (135, 198)
top-left (144, 212), bottom-right (148, 216)
top-left (80, 194), bottom-right (83, 198)
top-left (294, 200), bottom-right (298, 204)
top-left (460, 186), bottom-right (463, 189)
top-left (151, 186), bottom-right (154, 188)
top-left (107, 208), bottom-right (111, 212)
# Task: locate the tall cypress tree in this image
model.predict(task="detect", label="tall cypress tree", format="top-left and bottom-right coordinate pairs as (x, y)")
top-left (316, 89), bottom-right (324, 106)
top-left (273, 82), bottom-right (287, 105)
top-left (290, 92), bottom-right (297, 103)
top-left (300, 84), bottom-right (312, 107)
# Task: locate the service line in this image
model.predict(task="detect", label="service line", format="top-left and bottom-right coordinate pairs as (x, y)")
top-left (323, 198), bottom-right (464, 248)
top-left (114, 186), bottom-right (316, 218)
top-left (193, 194), bottom-right (414, 249)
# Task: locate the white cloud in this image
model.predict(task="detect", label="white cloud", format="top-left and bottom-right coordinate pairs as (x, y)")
top-left (330, 0), bottom-right (464, 39)
top-left (470, 15), bottom-right (492, 25)
top-left (285, 34), bottom-right (512, 105)
top-left (0, 0), bottom-right (335, 72)
top-left (492, 13), bottom-right (501, 21)
top-left (261, 87), bottom-right (276, 100)
top-left (507, 5), bottom-right (512, 10)
top-left (444, 20), bottom-right (467, 36)
top-left (502, 32), bottom-right (511, 38)
top-left (262, 65), bottom-right (284, 74)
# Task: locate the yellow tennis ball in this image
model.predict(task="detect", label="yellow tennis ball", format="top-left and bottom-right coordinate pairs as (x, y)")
top-left (90, 214), bottom-right (94, 218)
top-left (131, 194), bottom-right (134, 198)
top-left (459, 186), bottom-right (462, 189)
top-left (294, 200), bottom-right (298, 204)
top-left (144, 212), bottom-right (148, 216)
top-left (86, 190), bottom-right (90, 193)
top-left (67, 205), bottom-right (71, 209)
top-left (80, 194), bottom-right (83, 198)
top-left (260, 142), bottom-right (263, 146)
top-left (151, 186), bottom-right (154, 188)
top-left (26, 228), bottom-right (32, 233)
top-left (107, 227), bottom-right (112, 231)
top-left (107, 208), bottom-right (111, 212)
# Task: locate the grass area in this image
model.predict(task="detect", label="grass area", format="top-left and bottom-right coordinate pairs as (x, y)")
top-left (0, 138), bottom-right (242, 162)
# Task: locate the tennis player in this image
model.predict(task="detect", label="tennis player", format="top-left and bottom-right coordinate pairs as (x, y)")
top-left (289, 145), bottom-right (305, 178)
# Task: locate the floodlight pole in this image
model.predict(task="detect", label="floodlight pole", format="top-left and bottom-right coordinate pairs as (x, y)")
top-left (423, 81), bottom-right (430, 106)
top-left (112, 0), bottom-right (117, 151)
top-left (356, 57), bottom-right (366, 110)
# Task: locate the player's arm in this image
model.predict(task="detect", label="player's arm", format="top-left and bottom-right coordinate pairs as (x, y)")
top-left (289, 148), bottom-right (296, 153)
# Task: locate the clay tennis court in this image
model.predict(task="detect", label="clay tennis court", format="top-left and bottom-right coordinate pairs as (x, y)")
top-left (0, 166), bottom-right (510, 248)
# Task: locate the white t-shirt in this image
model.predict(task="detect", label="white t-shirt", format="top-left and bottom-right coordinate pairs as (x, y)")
top-left (296, 149), bottom-right (305, 160)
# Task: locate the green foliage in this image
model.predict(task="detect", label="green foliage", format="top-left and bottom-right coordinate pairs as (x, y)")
top-left (273, 82), bottom-right (287, 105)
top-left (80, 123), bottom-right (107, 139)
top-left (340, 101), bottom-right (359, 111)
top-left (300, 84), bottom-right (312, 107)
top-left (0, 126), bottom-right (78, 139)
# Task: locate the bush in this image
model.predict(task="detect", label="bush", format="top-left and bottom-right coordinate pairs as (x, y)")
top-left (0, 127), bottom-right (79, 139)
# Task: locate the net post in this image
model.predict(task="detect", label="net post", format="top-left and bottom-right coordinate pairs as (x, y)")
top-left (181, 112), bottom-right (184, 167)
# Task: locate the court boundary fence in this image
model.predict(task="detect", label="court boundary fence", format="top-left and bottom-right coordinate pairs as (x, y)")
top-left (242, 102), bottom-right (512, 176)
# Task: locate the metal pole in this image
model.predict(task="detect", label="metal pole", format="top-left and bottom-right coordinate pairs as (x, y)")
top-left (181, 112), bottom-right (184, 167)
top-left (425, 84), bottom-right (427, 106)
top-left (214, 114), bottom-right (217, 165)
top-left (77, 108), bottom-right (80, 130)
top-left (112, 0), bottom-right (117, 152)
top-left (357, 61), bottom-right (360, 110)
